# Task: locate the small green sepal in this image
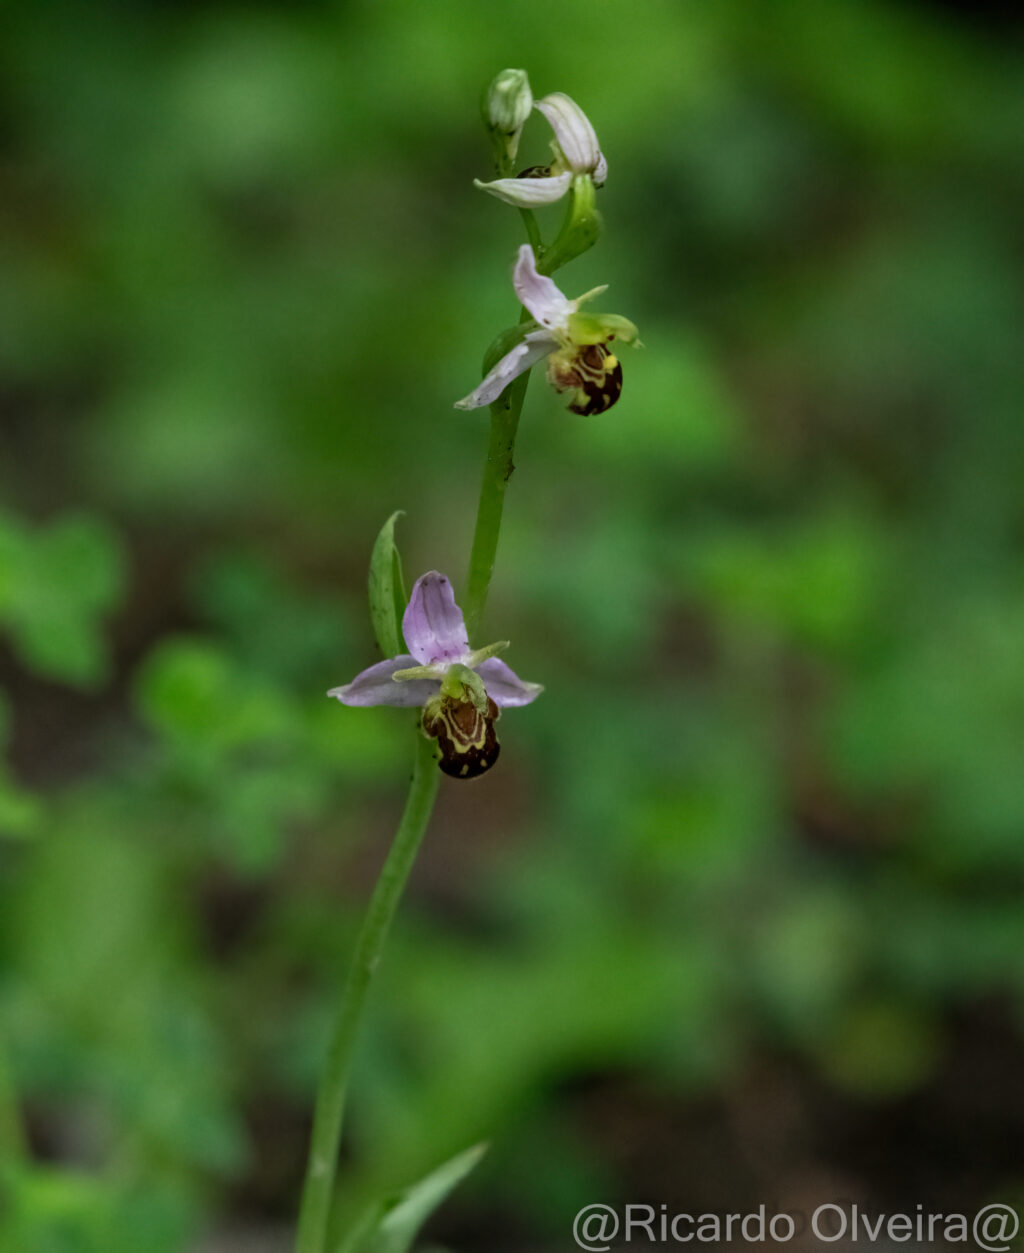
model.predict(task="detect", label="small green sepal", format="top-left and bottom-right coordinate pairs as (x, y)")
top-left (568, 311), bottom-right (641, 346)
top-left (465, 639), bottom-right (509, 667)
top-left (440, 662), bottom-right (488, 713)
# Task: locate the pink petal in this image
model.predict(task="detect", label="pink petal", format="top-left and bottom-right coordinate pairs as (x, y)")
top-left (328, 655), bottom-right (437, 707)
top-left (454, 330), bottom-right (556, 410)
top-left (512, 245), bottom-right (573, 331)
top-left (477, 657), bottom-right (543, 707)
top-left (402, 572), bottom-right (470, 665)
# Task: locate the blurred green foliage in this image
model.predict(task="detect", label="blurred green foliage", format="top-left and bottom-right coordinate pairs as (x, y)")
top-left (2, 0), bottom-right (1024, 1248)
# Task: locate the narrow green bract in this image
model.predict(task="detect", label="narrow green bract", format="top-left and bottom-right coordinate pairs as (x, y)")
top-left (338, 1143), bottom-right (488, 1253)
top-left (367, 511), bottom-right (408, 658)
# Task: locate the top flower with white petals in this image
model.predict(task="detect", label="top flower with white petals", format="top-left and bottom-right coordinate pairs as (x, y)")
top-left (535, 93), bottom-right (607, 183)
top-left (329, 571), bottom-right (541, 778)
top-left (455, 245), bottom-right (639, 416)
top-left (474, 91), bottom-right (607, 207)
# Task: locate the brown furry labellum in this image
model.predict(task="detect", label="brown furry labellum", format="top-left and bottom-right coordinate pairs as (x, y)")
top-left (422, 694), bottom-right (501, 779)
top-left (548, 343), bottom-right (623, 415)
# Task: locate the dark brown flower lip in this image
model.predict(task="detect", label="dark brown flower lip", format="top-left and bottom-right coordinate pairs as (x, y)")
top-left (423, 694), bottom-right (501, 779)
top-left (548, 343), bottom-right (623, 416)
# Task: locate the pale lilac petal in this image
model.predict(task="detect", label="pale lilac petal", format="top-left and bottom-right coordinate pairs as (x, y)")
top-left (477, 657), bottom-right (544, 707)
top-left (473, 172), bottom-right (573, 206)
top-left (512, 245), bottom-right (573, 331)
top-left (328, 655), bottom-right (437, 707)
top-left (535, 92), bottom-right (600, 174)
top-left (454, 330), bottom-right (556, 410)
top-left (403, 572), bottom-right (470, 664)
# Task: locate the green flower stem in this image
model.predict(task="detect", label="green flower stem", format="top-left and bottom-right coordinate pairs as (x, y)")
top-left (295, 730), bottom-right (441, 1253)
top-left (465, 195), bottom-right (588, 636)
top-left (463, 327), bottom-right (532, 639)
top-left (518, 208), bottom-right (543, 257)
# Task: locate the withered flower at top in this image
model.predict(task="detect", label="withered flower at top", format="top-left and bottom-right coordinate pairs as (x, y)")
top-left (475, 91), bottom-right (607, 207)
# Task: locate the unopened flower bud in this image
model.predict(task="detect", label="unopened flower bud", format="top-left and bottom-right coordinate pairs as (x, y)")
top-left (484, 68), bottom-right (533, 167)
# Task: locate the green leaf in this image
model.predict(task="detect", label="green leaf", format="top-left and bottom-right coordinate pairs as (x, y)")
top-left (338, 1143), bottom-right (487, 1253)
top-left (367, 511), bottom-right (407, 659)
top-left (0, 511), bottom-right (124, 686)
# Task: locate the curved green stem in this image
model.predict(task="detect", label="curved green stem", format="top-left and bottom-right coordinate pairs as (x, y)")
top-left (463, 187), bottom-right (591, 635)
top-left (295, 731), bottom-right (441, 1253)
top-left (463, 369), bottom-right (530, 639)
top-left (518, 208), bottom-right (543, 257)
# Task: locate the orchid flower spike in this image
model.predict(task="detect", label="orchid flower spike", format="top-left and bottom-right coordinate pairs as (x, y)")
top-left (329, 571), bottom-right (542, 779)
top-left (455, 245), bottom-right (639, 416)
top-left (475, 91), bottom-right (607, 207)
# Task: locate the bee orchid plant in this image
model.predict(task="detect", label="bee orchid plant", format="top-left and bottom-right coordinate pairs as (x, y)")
top-left (296, 69), bottom-right (639, 1253)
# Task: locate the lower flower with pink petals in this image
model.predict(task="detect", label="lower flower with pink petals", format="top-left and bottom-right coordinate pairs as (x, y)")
top-left (329, 571), bottom-right (542, 778)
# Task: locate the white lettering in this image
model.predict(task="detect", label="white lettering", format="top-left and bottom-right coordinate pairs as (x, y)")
top-left (888, 1214), bottom-right (912, 1242)
top-left (813, 1203), bottom-right (847, 1242)
top-left (742, 1206), bottom-right (766, 1241)
top-left (625, 1205), bottom-right (655, 1238)
top-left (671, 1212), bottom-right (694, 1242)
top-left (945, 1214), bottom-right (969, 1241)
top-left (770, 1212), bottom-right (797, 1242)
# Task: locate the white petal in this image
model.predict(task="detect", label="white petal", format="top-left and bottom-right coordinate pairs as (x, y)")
top-left (454, 330), bottom-right (556, 410)
top-left (535, 92), bottom-right (600, 174)
top-left (512, 245), bottom-right (573, 331)
top-left (473, 172), bottom-right (572, 207)
top-left (593, 149), bottom-right (608, 188)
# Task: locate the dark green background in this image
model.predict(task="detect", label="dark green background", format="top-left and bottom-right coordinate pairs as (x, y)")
top-left (2, 1), bottom-right (1024, 1249)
